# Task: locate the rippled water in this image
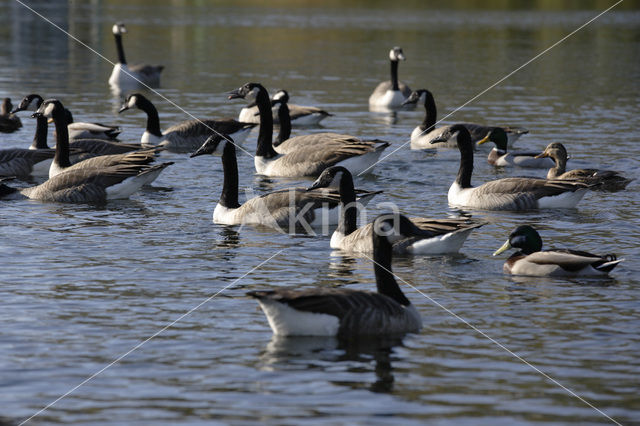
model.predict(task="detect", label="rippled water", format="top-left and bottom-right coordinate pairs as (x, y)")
top-left (1, 1), bottom-right (639, 424)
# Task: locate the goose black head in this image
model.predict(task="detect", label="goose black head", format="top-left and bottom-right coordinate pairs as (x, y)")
top-left (430, 124), bottom-right (471, 145)
top-left (307, 166), bottom-right (352, 191)
top-left (390, 46), bottom-right (406, 62)
top-left (271, 89), bottom-right (289, 106)
top-left (494, 225), bottom-right (543, 256)
top-left (228, 83), bottom-right (264, 102)
top-left (190, 134), bottom-right (232, 158)
top-left (119, 93), bottom-right (142, 113)
top-left (32, 99), bottom-right (64, 119)
top-left (11, 94), bottom-right (44, 113)
top-left (112, 22), bottom-right (127, 35)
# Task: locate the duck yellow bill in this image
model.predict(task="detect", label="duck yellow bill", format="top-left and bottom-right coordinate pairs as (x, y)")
top-left (477, 134), bottom-right (490, 145)
top-left (534, 151), bottom-right (548, 159)
top-left (47, 118), bottom-right (54, 124)
top-left (493, 240), bottom-right (511, 256)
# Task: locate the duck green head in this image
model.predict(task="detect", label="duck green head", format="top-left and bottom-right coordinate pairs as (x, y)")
top-left (477, 127), bottom-right (508, 150)
top-left (493, 225), bottom-right (543, 256)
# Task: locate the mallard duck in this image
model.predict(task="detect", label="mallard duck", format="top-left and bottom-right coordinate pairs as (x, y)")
top-left (190, 134), bottom-right (380, 229)
top-left (536, 143), bottom-right (632, 191)
top-left (238, 89), bottom-right (332, 126)
top-left (0, 98), bottom-right (22, 133)
top-left (436, 124), bottom-right (589, 210)
top-left (369, 47), bottom-right (413, 111)
top-left (228, 83), bottom-right (389, 177)
top-left (493, 225), bottom-right (623, 277)
top-left (247, 214), bottom-right (423, 336)
top-left (477, 128), bottom-right (554, 168)
top-left (119, 93), bottom-right (256, 153)
top-left (108, 23), bottom-right (164, 90)
top-left (308, 166), bottom-right (484, 254)
top-left (402, 89), bottom-right (529, 149)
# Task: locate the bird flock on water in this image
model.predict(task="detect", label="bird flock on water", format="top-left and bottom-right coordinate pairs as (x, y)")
top-left (1, 23), bottom-right (631, 338)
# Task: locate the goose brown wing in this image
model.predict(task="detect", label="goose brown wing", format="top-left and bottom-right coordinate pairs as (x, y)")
top-left (69, 139), bottom-right (141, 155)
top-left (61, 149), bottom-right (157, 173)
top-left (0, 149), bottom-right (55, 176)
top-left (288, 105), bottom-right (331, 120)
top-left (477, 177), bottom-right (587, 195)
top-left (165, 118), bottom-right (254, 139)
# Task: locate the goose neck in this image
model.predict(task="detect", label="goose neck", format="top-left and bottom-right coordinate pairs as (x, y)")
top-left (337, 176), bottom-right (358, 236)
top-left (138, 97), bottom-right (162, 137)
top-left (114, 33), bottom-right (126, 64)
top-left (274, 103), bottom-right (291, 147)
top-left (390, 60), bottom-right (400, 91)
top-left (255, 89), bottom-right (277, 158)
top-left (456, 135), bottom-right (474, 188)
top-left (52, 108), bottom-right (71, 168)
top-left (373, 233), bottom-right (410, 306)
top-left (31, 115), bottom-right (49, 149)
top-left (421, 92), bottom-right (436, 133)
top-left (220, 142), bottom-right (241, 209)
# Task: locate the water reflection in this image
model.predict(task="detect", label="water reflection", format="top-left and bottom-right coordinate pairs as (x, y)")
top-left (260, 334), bottom-right (406, 394)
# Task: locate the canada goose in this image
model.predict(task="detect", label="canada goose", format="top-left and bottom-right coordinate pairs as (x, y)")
top-left (108, 22), bottom-right (164, 89)
top-left (229, 82), bottom-right (389, 177)
top-left (477, 127), bottom-right (554, 168)
top-left (493, 225), bottom-right (623, 277)
top-left (402, 89), bottom-right (529, 149)
top-left (435, 124), bottom-right (590, 210)
top-left (34, 100), bottom-right (161, 184)
top-left (248, 214), bottom-right (423, 336)
top-left (0, 98), bottom-right (22, 133)
top-left (0, 162), bottom-right (172, 203)
top-left (190, 134), bottom-right (381, 228)
top-left (119, 93), bottom-right (256, 153)
top-left (308, 166), bottom-right (484, 254)
top-left (238, 89), bottom-right (332, 126)
top-left (10, 94), bottom-right (49, 150)
top-left (271, 96), bottom-right (291, 148)
top-left (368, 47), bottom-right (413, 111)
top-left (0, 148), bottom-right (55, 178)
top-left (535, 143), bottom-right (632, 191)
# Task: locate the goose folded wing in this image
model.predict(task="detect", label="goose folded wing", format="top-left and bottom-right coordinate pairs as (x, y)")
top-left (70, 139), bottom-right (141, 155)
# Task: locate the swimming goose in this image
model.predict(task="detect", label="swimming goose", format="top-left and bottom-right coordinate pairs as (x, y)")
top-left (477, 128), bottom-right (554, 168)
top-left (248, 214), bottom-right (423, 336)
top-left (308, 166), bottom-right (484, 254)
top-left (0, 162), bottom-right (172, 203)
top-left (229, 82), bottom-right (389, 177)
top-left (369, 47), bottom-right (413, 111)
top-left (535, 143), bottom-right (632, 192)
top-left (271, 96), bottom-right (291, 148)
top-left (190, 134), bottom-right (381, 228)
top-left (119, 93), bottom-right (256, 153)
top-left (238, 89), bottom-right (332, 126)
top-left (0, 98), bottom-right (22, 133)
top-left (493, 225), bottom-right (623, 277)
top-left (34, 100), bottom-right (161, 184)
top-left (436, 124), bottom-right (589, 210)
top-left (402, 89), bottom-right (529, 149)
top-left (108, 22), bottom-right (164, 89)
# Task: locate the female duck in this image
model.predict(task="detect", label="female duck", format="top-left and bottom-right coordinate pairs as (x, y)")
top-left (477, 128), bottom-right (553, 168)
top-left (229, 82), bottom-right (389, 177)
top-left (308, 166), bottom-right (484, 254)
top-left (369, 47), bottom-right (413, 111)
top-left (108, 23), bottom-right (164, 90)
top-left (402, 89), bottom-right (529, 149)
top-left (248, 214), bottom-right (423, 336)
top-left (536, 143), bottom-right (632, 191)
top-left (119, 93), bottom-right (256, 153)
top-left (493, 225), bottom-right (623, 277)
top-left (436, 124), bottom-right (589, 210)
top-left (190, 134), bottom-right (380, 229)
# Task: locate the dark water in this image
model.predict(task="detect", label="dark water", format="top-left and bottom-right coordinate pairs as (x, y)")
top-left (1, 1), bottom-right (639, 424)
